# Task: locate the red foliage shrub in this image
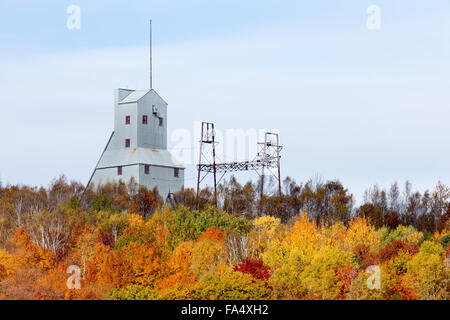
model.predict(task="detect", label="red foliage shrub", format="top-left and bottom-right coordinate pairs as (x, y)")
top-left (335, 266), bottom-right (358, 299)
top-left (389, 277), bottom-right (418, 300)
top-left (354, 245), bottom-right (379, 268)
top-left (378, 240), bottom-right (418, 263)
top-left (98, 230), bottom-right (114, 247)
top-left (233, 258), bottom-right (271, 280)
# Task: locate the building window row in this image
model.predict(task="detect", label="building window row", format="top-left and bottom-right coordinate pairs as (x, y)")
top-left (117, 165), bottom-right (179, 177)
top-left (124, 115), bottom-right (162, 126)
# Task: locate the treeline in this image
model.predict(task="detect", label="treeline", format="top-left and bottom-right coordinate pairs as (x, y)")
top-left (175, 176), bottom-right (449, 233)
top-left (0, 175), bottom-right (449, 300)
top-left (0, 175), bottom-right (448, 249)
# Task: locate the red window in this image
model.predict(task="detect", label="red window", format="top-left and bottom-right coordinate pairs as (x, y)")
top-left (125, 115), bottom-right (130, 125)
top-left (117, 166), bottom-right (122, 176)
top-left (125, 139), bottom-right (130, 148)
top-left (142, 115), bottom-right (148, 125)
top-left (144, 164), bottom-right (150, 175)
top-left (174, 168), bottom-right (179, 178)
top-left (159, 117), bottom-right (163, 127)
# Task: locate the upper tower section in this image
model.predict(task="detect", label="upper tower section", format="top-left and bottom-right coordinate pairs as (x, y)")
top-left (112, 88), bottom-right (168, 150)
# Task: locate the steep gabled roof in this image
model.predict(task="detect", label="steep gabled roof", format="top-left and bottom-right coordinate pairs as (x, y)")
top-left (119, 89), bottom-right (151, 104)
top-left (118, 89), bottom-right (168, 105)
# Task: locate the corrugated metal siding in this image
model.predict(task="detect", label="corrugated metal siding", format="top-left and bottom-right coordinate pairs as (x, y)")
top-left (97, 147), bottom-right (184, 169)
top-left (89, 164), bottom-right (184, 200)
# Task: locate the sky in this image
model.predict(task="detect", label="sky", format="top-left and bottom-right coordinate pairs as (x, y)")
top-left (0, 0), bottom-right (449, 203)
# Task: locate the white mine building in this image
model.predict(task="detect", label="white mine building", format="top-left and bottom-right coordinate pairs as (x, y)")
top-left (87, 88), bottom-right (185, 200)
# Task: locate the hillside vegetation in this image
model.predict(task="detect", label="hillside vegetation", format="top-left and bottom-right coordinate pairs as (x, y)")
top-left (0, 176), bottom-right (448, 300)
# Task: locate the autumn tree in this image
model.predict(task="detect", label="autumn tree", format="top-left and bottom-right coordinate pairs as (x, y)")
top-left (406, 241), bottom-right (449, 300)
top-left (129, 187), bottom-right (157, 218)
top-left (356, 204), bottom-right (383, 229)
top-left (233, 258), bottom-right (270, 280)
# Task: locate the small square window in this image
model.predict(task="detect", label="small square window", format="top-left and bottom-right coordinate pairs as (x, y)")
top-left (117, 166), bottom-right (122, 176)
top-left (144, 164), bottom-right (150, 175)
top-left (174, 168), bottom-right (179, 178)
top-left (125, 139), bottom-right (130, 148)
top-left (159, 117), bottom-right (164, 127)
top-left (143, 115), bottom-right (148, 125)
top-left (125, 115), bottom-right (130, 125)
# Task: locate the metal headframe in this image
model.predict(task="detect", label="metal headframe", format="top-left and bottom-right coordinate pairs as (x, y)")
top-left (196, 122), bottom-right (282, 209)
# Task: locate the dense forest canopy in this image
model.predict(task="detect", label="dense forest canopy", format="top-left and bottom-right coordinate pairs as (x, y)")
top-left (0, 175), bottom-right (448, 300)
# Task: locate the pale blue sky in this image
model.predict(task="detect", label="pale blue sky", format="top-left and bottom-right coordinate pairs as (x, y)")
top-left (0, 1), bottom-right (449, 202)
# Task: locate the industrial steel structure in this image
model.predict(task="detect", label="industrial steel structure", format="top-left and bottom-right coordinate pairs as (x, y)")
top-left (196, 122), bottom-right (282, 207)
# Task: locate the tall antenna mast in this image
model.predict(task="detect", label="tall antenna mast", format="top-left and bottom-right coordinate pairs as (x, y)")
top-left (149, 19), bottom-right (153, 89)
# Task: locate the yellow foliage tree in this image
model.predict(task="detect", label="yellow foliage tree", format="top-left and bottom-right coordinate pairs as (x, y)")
top-left (406, 241), bottom-right (449, 300)
top-left (191, 239), bottom-right (227, 277)
top-left (264, 213), bottom-right (324, 298)
top-left (248, 216), bottom-right (281, 259)
top-left (299, 245), bottom-right (357, 300)
top-left (345, 217), bottom-right (381, 251)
